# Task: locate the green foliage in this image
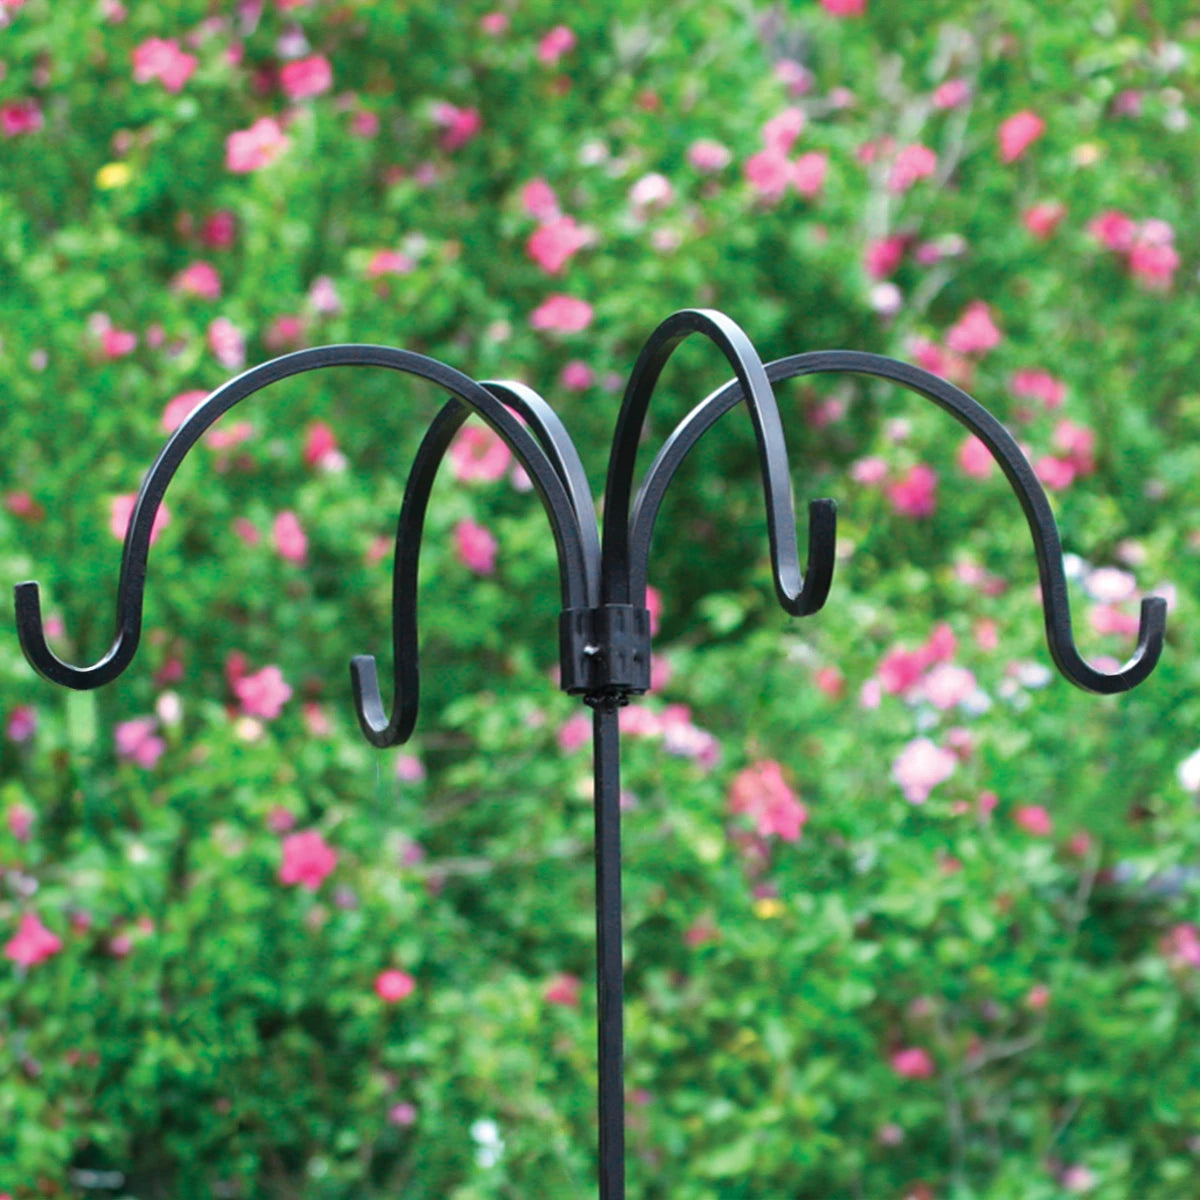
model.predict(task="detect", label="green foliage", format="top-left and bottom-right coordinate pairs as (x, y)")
top-left (1, 0), bottom-right (1199, 1196)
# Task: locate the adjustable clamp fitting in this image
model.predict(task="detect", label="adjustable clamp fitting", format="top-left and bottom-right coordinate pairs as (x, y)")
top-left (559, 604), bottom-right (652, 705)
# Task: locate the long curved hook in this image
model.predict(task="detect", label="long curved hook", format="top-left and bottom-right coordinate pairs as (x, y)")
top-left (631, 349), bottom-right (1165, 695)
top-left (15, 346), bottom-right (592, 712)
top-left (601, 308), bottom-right (836, 616)
top-left (350, 378), bottom-right (602, 747)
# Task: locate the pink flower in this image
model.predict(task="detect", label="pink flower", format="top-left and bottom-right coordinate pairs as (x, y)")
top-left (111, 494), bottom-right (170, 545)
top-left (101, 325), bottom-right (138, 358)
top-left (267, 806), bottom-right (296, 833)
top-left (919, 663), bottom-right (977, 709)
top-left (207, 316), bottom-right (245, 369)
top-left (432, 103), bottom-right (481, 151)
top-left (1163, 923), bottom-right (1200, 969)
top-left (821, 0), bottom-right (866, 13)
top-left (763, 107), bottom-right (806, 154)
top-left (450, 425), bottom-right (511, 482)
top-left (455, 519), bottom-right (498, 574)
top-left (544, 972), bottom-right (582, 1007)
top-left (1054, 419), bottom-right (1095, 474)
top-left (537, 25), bottom-right (577, 65)
top-left (890, 1046), bottom-right (935, 1078)
top-left (958, 435), bottom-right (994, 478)
top-left (201, 210), bottom-right (238, 249)
top-left (865, 235), bottom-right (906, 279)
top-left (891, 737), bottom-right (956, 804)
top-left (279, 829), bottom-right (337, 890)
top-left (557, 713), bottom-right (591, 752)
top-left (744, 149), bottom-right (791, 201)
top-left (530, 294), bottom-right (594, 333)
top-left (279, 54), bottom-right (332, 100)
top-left (1087, 209), bottom-right (1137, 253)
top-left (163, 390), bottom-right (208, 432)
top-left (998, 110), bottom-right (1045, 162)
top-left (1014, 804), bottom-right (1053, 836)
top-left (303, 421), bottom-right (341, 469)
top-left (115, 716), bottom-right (166, 769)
top-left (1129, 236), bottom-right (1179, 291)
top-left (6, 804), bottom-right (34, 842)
top-left (946, 301), bottom-right (1001, 355)
top-left (687, 139), bottom-right (732, 171)
top-left (226, 117), bottom-right (290, 173)
top-left (645, 584), bottom-right (663, 636)
top-left (480, 12), bottom-right (509, 35)
top-left (1010, 369), bottom-right (1065, 410)
top-left (521, 178), bottom-right (559, 221)
top-left (396, 754), bottom-right (425, 783)
top-left (933, 78), bottom-right (970, 109)
top-left (850, 455), bottom-right (888, 486)
top-left (388, 1101), bottom-right (418, 1126)
top-left (1035, 455), bottom-right (1076, 490)
top-left (560, 360), bottom-right (594, 391)
top-left (6, 706), bottom-right (37, 743)
top-left (1, 101), bottom-right (43, 137)
top-left (1090, 604), bottom-right (1140, 638)
top-left (527, 215), bottom-right (592, 275)
top-left (791, 151), bottom-right (827, 197)
top-left (629, 172), bottom-right (674, 210)
top-left (728, 760), bottom-right (807, 841)
top-left (131, 37), bottom-right (197, 93)
top-left (888, 144), bottom-right (937, 192)
top-left (375, 967), bottom-right (416, 1002)
top-left (273, 511), bottom-right (308, 564)
top-left (265, 313), bottom-right (307, 350)
top-left (887, 464), bottom-right (937, 518)
top-left (1023, 202), bottom-right (1066, 239)
top-left (365, 249), bottom-right (414, 277)
top-left (234, 664), bottom-right (292, 719)
top-left (172, 261), bottom-right (221, 300)
top-left (5, 912), bottom-right (63, 968)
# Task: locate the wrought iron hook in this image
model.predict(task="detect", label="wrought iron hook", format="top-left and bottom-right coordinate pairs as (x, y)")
top-left (601, 308), bottom-right (837, 615)
top-left (350, 379), bottom-right (602, 747)
top-left (631, 349), bottom-right (1166, 695)
top-left (14, 345), bottom-right (593, 699)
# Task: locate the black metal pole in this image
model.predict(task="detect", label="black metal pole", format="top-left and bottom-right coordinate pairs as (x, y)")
top-left (592, 698), bottom-right (625, 1200)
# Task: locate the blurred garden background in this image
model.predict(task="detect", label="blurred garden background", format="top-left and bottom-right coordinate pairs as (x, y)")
top-left (2, 0), bottom-right (1200, 1196)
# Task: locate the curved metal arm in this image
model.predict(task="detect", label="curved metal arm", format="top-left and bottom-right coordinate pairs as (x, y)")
top-left (601, 308), bottom-right (836, 615)
top-left (631, 349), bottom-right (1166, 695)
top-left (15, 345), bottom-right (592, 696)
top-left (351, 379), bottom-right (602, 747)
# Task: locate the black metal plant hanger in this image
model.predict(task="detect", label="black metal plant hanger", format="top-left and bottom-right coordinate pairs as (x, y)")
top-left (14, 309), bottom-right (1166, 1199)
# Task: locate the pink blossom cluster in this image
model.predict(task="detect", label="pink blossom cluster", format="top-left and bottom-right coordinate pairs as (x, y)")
top-left (279, 54), bottom-right (332, 101)
top-left (728, 759), bottom-right (807, 841)
top-left (1034, 418), bottom-right (1097, 491)
top-left (1, 100), bottom-right (43, 137)
top-left (1088, 210), bottom-right (1180, 291)
top-left (851, 456), bottom-right (939, 519)
top-left (998, 110), bottom-right (1045, 162)
top-left (607, 702), bottom-right (720, 769)
top-left (450, 425), bottom-right (512, 483)
top-left (279, 829), bottom-right (337, 890)
top-left (131, 38), bottom-right (197, 93)
top-left (744, 107), bottom-right (827, 203)
top-left (431, 102), bottom-right (481, 152)
top-left (5, 911), bottom-right (62, 967)
top-left (454, 518), bottom-right (498, 574)
top-left (115, 716), bottom-right (166, 769)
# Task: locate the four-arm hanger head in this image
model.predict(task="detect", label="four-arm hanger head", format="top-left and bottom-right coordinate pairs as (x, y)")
top-left (13, 309), bottom-right (1166, 740)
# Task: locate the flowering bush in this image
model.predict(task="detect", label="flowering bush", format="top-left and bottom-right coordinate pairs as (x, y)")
top-left (1, 1), bottom-right (1199, 1196)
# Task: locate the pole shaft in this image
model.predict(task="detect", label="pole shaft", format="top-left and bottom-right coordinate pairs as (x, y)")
top-left (592, 700), bottom-right (625, 1200)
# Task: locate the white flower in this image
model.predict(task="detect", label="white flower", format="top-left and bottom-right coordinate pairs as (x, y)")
top-left (1178, 747), bottom-right (1200, 792)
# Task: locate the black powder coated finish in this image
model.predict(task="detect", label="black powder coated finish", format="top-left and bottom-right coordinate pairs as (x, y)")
top-left (12, 309), bottom-right (1167, 1199)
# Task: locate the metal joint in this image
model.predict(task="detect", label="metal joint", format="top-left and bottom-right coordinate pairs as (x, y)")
top-left (560, 604), bottom-right (652, 701)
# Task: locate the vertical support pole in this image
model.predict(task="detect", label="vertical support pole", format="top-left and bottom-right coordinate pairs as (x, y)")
top-left (592, 698), bottom-right (625, 1200)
